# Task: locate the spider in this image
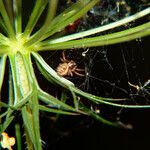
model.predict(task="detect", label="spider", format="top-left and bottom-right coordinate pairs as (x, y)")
top-left (56, 51), bottom-right (85, 77)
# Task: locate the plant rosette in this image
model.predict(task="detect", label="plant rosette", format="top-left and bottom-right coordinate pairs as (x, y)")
top-left (0, 0), bottom-right (150, 149)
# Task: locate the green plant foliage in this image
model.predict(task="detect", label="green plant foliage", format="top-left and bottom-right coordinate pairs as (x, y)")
top-left (0, 0), bottom-right (149, 149)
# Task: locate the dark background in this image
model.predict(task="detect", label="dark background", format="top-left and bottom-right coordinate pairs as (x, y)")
top-left (2, 0), bottom-right (150, 149)
top-left (40, 35), bottom-right (150, 150)
top-left (40, 1), bottom-right (150, 149)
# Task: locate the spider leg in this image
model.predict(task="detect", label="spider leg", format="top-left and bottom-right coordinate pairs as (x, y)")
top-left (62, 51), bottom-right (65, 60)
top-left (70, 72), bottom-right (73, 77)
top-left (74, 71), bottom-right (85, 77)
top-left (68, 70), bottom-right (73, 76)
top-left (61, 51), bottom-right (69, 62)
top-left (75, 68), bottom-right (85, 71)
top-left (60, 57), bottom-right (65, 62)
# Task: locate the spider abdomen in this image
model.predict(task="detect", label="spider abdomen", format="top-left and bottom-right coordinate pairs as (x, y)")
top-left (56, 63), bottom-right (69, 76)
top-left (56, 51), bottom-right (85, 77)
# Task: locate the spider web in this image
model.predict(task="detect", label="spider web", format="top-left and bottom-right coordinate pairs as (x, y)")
top-left (71, 0), bottom-right (150, 124)
top-left (81, 39), bottom-right (150, 100)
top-left (81, 1), bottom-right (150, 98)
top-left (39, 1), bottom-right (150, 149)
top-left (56, 0), bottom-right (150, 122)
top-left (42, 0), bottom-right (150, 121)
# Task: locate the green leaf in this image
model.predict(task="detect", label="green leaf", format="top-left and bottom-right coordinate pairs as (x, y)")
top-left (69, 86), bottom-right (78, 110)
top-left (32, 51), bottom-right (150, 109)
top-left (24, 0), bottom-right (58, 47)
top-left (72, 86), bottom-right (150, 108)
top-left (32, 52), bottom-right (137, 108)
top-left (14, 90), bottom-right (33, 108)
top-left (21, 89), bottom-right (42, 150)
top-left (8, 68), bottom-right (14, 106)
top-left (0, 101), bottom-right (15, 109)
top-left (0, 111), bottom-right (8, 119)
top-left (0, 16), bottom-right (8, 34)
top-left (1, 90), bottom-right (33, 132)
top-left (0, 0), bottom-right (15, 38)
top-left (79, 104), bottom-right (119, 127)
top-left (1, 115), bottom-right (14, 132)
top-left (31, 87), bottom-right (42, 150)
top-left (39, 105), bottom-right (78, 115)
top-left (38, 0), bottom-right (100, 41)
top-left (37, 21), bottom-right (150, 51)
top-left (0, 55), bottom-right (7, 91)
top-left (32, 52), bottom-right (74, 87)
top-left (9, 54), bottom-right (22, 103)
top-left (24, 52), bottom-right (40, 89)
top-left (4, 0), bottom-right (14, 26)
top-left (22, 91), bottom-right (42, 150)
top-left (23, 0), bottom-right (49, 37)
top-left (24, 129), bottom-right (34, 150)
top-left (38, 89), bottom-right (76, 112)
top-left (15, 52), bottom-right (31, 96)
top-left (47, 7), bottom-right (150, 44)
top-left (13, 0), bottom-right (22, 34)
top-left (15, 123), bottom-right (22, 150)
top-left (22, 106), bottom-right (37, 149)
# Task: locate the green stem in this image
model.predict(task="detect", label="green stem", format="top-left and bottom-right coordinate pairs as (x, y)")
top-left (1, 91), bottom-right (34, 133)
top-left (47, 7), bottom-right (150, 44)
top-left (15, 52), bottom-right (31, 96)
top-left (0, 55), bottom-right (7, 91)
top-left (16, 53), bottom-right (42, 150)
top-left (4, 0), bottom-right (14, 26)
top-left (8, 68), bottom-right (14, 106)
top-left (9, 52), bottom-right (42, 150)
top-left (9, 54), bottom-right (21, 104)
top-left (15, 123), bottom-right (22, 150)
top-left (39, 105), bottom-right (78, 115)
top-left (36, 21), bottom-right (150, 51)
top-left (23, 0), bottom-right (48, 37)
top-left (24, 52), bottom-right (40, 88)
top-left (34, 0), bottom-right (100, 43)
top-left (0, 17), bottom-right (8, 34)
top-left (32, 52), bottom-right (150, 109)
top-left (80, 105), bottom-right (119, 127)
top-left (69, 86), bottom-right (78, 110)
top-left (24, 129), bottom-right (34, 150)
top-left (72, 86), bottom-right (150, 108)
top-left (38, 89), bottom-right (76, 112)
top-left (0, 0), bottom-right (15, 39)
top-left (13, 0), bottom-right (22, 34)
top-left (32, 52), bottom-right (74, 87)
top-left (24, 0), bottom-right (58, 47)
